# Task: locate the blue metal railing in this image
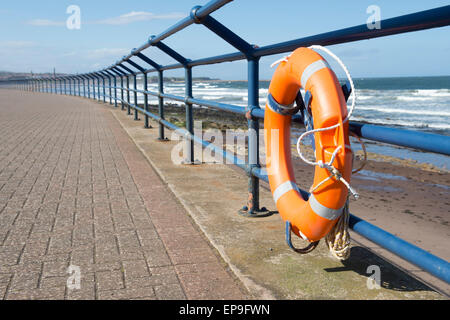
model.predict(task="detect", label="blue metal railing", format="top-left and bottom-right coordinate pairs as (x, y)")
top-left (2, 0), bottom-right (450, 285)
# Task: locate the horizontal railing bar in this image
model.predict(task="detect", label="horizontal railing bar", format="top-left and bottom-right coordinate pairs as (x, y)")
top-left (349, 215), bottom-right (450, 283)
top-left (350, 123), bottom-right (450, 156)
top-left (95, 5), bottom-right (450, 77)
top-left (255, 5), bottom-right (450, 57)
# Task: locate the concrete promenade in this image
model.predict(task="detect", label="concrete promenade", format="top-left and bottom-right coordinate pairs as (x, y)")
top-left (0, 90), bottom-right (247, 300)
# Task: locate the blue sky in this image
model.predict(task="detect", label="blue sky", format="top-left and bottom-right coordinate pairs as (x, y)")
top-left (0, 0), bottom-right (449, 80)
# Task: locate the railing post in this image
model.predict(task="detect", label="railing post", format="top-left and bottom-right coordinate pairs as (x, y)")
top-left (113, 75), bottom-right (118, 108)
top-left (87, 77), bottom-right (91, 99)
top-left (124, 57), bottom-right (147, 121)
top-left (158, 70), bottom-right (165, 140)
top-left (241, 57), bottom-right (266, 216)
top-left (101, 74), bottom-right (106, 103)
top-left (108, 75), bottom-right (112, 104)
top-left (110, 69), bottom-right (125, 110)
top-left (107, 75), bottom-right (112, 104)
top-left (91, 77), bottom-right (94, 99)
top-left (96, 75), bottom-right (101, 100)
top-left (133, 74), bottom-right (139, 120)
top-left (93, 76), bottom-right (97, 99)
top-left (120, 75), bottom-right (124, 110)
top-left (126, 75), bottom-right (131, 115)
top-left (90, 76), bottom-right (96, 99)
top-left (184, 66), bottom-right (195, 164)
top-left (143, 73), bottom-right (150, 128)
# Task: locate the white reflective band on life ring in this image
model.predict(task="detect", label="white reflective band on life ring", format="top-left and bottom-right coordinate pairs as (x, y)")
top-left (273, 180), bottom-right (301, 203)
top-left (309, 193), bottom-right (343, 221)
top-left (301, 60), bottom-right (330, 88)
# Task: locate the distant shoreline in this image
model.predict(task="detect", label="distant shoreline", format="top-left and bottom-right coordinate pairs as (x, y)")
top-left (1, 70), bottom-right (449, 82)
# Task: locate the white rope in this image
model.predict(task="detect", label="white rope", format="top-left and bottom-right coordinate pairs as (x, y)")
top-left (270, 54), bottom-right (292, 69)
top-left (295, 45), bottom-right (358, 199)
top-left (303, 45), bottom-right (357, 260)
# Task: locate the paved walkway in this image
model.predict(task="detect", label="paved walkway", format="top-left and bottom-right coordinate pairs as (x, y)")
top-left (0, 90), bottom-right (248, 300)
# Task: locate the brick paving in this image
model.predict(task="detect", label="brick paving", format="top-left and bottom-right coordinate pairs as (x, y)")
top-left (0, 90), bottom-right (248, 300)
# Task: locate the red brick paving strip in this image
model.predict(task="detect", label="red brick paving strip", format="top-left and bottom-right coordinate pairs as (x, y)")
top-left (0, 90), bottom-right (248, 300)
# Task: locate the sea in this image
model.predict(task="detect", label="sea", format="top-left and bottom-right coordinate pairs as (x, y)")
top-left (120, 75), bottom-right (450, 170)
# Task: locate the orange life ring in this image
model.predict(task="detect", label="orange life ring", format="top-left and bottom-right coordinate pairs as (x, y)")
top-left (264, 47), bottom-right (353, 242)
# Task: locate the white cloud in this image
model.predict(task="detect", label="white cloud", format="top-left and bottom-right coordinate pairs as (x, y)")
top-left (27, 11), bottom-right (184, 27)
top-left (95, 11), bottom-right (185, 25)
top-left (28, 19), bottom-right (65, 27)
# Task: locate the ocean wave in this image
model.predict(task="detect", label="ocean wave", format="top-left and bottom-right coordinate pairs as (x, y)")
top-left (356, 106), bottom-right (450, 117)
top-left (413, 89), bottom-right (450, 97)
top-left (351, 117), bottom-right (450, 130)
top-left (198, 95), bottom-right (224, 100)
top-left (396, 96), bottom-right (434, 101)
